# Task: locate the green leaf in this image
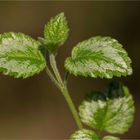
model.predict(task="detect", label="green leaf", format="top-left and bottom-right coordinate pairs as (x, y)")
top-left (103, 136), bottom-right (120, 140)
top-left (0, 32), bottom-right (46, 78)
top-left (65, 36), bottom-right (132, 78)
top-left (70, 129), bottom-right (99, 140)
top-left (44, 12), bottom-right (69, 52)
top-left (79, 82), bottom-right (135, 134)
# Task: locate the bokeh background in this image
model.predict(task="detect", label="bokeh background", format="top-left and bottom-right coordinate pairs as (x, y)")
top-left (0, 1), bottom-right (139, 139)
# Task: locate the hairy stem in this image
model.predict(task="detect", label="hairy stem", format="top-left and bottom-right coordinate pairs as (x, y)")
top-left (49, 54), bottom-right (63, 86)
top-left (46, 67), bottom-right (61, 90)
top-left (61, 85), bottom-right (83, 129)
top-left (47, 53), bottom-right (83, 130)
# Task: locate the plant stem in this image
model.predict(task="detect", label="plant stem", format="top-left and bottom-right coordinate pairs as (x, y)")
top-left (46, 67), bottom-right (61, 91)
top-left (61, 86), bottom-right (83, 130)
top-left (49, 54), bottom-right (63, 86)
top-left (47, 53), bottom-right (83, 130)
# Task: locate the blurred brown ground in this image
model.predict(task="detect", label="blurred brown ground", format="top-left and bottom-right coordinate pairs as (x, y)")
top-left (0, 1), bottom-right (139, 139)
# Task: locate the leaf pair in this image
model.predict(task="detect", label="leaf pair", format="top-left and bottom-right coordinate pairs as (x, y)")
top-left (0, 12), bottom-right (132, 79)
top-left (70, 81), bottom-right (135, 140)
top-left (0, 13), bottom-right (68, 78)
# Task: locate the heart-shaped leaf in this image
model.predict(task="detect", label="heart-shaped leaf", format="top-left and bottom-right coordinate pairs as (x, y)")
top-left (79, 82), bottom-right (135, 134)
top-left (0, 32), bottom-right (46, 78)
top-left (70, 129), bottom-right (98, 140)
top-left (65, 36), bottom-right (132, 78)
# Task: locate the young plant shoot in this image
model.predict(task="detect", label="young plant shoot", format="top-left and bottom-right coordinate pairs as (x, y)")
top-left (0, 13), bottom-right (134, 140)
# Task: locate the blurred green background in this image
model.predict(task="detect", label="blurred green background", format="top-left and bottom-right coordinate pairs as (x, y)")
top-left (0, 1), bottom-right (139, 139)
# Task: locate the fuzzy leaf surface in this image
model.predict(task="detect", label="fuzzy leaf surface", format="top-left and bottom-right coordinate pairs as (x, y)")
top-left (0, 32), bottom-right (46, 78)
top-left (44, 12), bottom-right (69, 52)
top-left (79, 83), bottom-right (135, 134)
top-left (70, 129), bottom-right (98, 140)
top-left (65, 36), bottom-right (132, 78)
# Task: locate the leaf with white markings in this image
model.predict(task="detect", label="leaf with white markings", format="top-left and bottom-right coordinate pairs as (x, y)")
top-left (65, 36), bottom-right (132, 78)
top-left (44, 12), bottom-right (69, 52)
top-left (79, 81), bottom-right (135, 134)
top-left (70, 129), bottom-right (98, 140)
top-left (0, 32), bottom-right (46, 78)
top-left (103, 136), bottom-right (120, 140)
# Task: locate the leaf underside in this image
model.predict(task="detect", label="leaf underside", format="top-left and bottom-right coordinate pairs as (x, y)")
top-left (70, 129), bottom-right (98, 140)
top-left (65, 36), bottom-right (132, 78)
top-left (79, 85), bottom-right (135, 134)
top-left (0, 32), bottom-right (46, 78)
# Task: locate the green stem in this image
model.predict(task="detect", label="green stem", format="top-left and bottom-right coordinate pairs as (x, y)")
top-left (49, 54), bottom-right (63, 86)
top-left (46, 66), bottom-right (61, 91)
top-left (48, 53), bottom-right (83, 130)
top-left (61, 86), bottom-right (83, 130)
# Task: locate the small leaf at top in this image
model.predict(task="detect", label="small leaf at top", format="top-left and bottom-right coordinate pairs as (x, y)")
top-left (44, 12), bottom-right (69, 52)
top-left (103, 136), bottom-right (120, 140)
top-left (79, 82), bottom-right (135, 134)
top-left (0, 32), bottom-right (46, 78)
top-left (65, 36), bottom-right (132, 78)
top-left (70, 129), bottom-right (99, 140)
